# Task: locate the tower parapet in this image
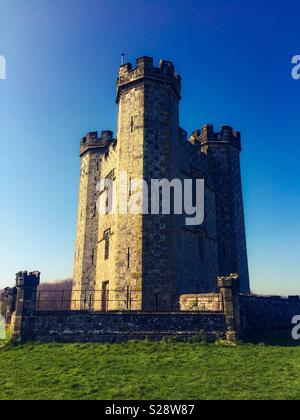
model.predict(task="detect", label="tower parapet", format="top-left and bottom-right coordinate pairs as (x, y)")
top-left (116, 56), bottom-right (181, 103)
top-left (80, 131), bottom-right (116, 157)
top-left (16, 271), bottom-right (40, 288)
top-left (201, 124), bottom-right (241, 152)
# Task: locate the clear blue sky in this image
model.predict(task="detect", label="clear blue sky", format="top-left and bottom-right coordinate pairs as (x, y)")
top-left (0, 0), bottom-right (299, 295)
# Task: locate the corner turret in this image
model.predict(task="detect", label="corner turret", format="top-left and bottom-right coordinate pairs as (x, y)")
top-left (197, 124), bottom-right (250, 293)
top-left (15, 271), bottom-right (40, 288)
top-left (80, 131), bottom-right (116, 157)
top-left (73, 130), bottom-right (116, 307)
top-left (200, 124), bottom-right (241, 153)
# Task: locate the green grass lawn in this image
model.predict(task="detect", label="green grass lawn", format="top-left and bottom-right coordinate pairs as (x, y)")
top-left (0, 340), bottom-right (300, 400)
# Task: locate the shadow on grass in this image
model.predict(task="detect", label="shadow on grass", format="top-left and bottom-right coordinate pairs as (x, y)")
top-left (241, 330), bottom-right (300, 347)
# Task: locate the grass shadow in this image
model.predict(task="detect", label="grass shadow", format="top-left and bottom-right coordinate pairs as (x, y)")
top-left (241, 330), bottom-right (300, 347)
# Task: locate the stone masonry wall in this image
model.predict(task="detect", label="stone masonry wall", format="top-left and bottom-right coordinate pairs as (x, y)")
top-left (17, 311), bottom-right (227, 343)
top-left (9, 271), bottom-right (300, 343)
top-left (173, 139), bottom-right (219, 294)
top-left (9, 272), bottom-right (239, 343)
top-left (180, 293), bottom-right (223, 312)
top-left (95, 143), bottom-right (119, 310)
top-left (240, 295), bottom-right (300, 332)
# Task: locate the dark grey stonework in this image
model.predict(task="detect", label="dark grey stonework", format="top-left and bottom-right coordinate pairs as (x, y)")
top-left (240, 295), bottom-right (300, 332)
top-left (8, 273), bottom-right (239, 343)
top-left (18, 311), bottom-right (227, 343)
top-left (7, 273), bottom-right (300, 343)
top-left (200, 125), bottom-right (250, 293)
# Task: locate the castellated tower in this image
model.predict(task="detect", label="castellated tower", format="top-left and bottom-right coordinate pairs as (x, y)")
top-left (116, 57), bottom-right (182, 310)
top-left (71, 56), bottom-right (250, 311)
top-left (72, 131), bottom-right (115, 309)
top-left (98, 56), bottom-right (182, 311)
top-left (200, 125), bottom-right (250, 293)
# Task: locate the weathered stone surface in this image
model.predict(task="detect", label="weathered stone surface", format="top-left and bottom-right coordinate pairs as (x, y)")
top-left (18, 311), bottom-right (227, 343)
top-left (11, 271), bottom-right (40, 341)
top-left (72, 56), bottom-right (250, 311)
top-left (8, 270), bottom-right (300, 342)
top-left (218, 274), bottom-right (241, 340)
top-left (180, 294), bottom-right (222, 312)
top-left (201, 126), bottom-right (250, 293)
top-left (72, 132), bottom-right (116, 309)
top-left (240, 294), bottom-right (300, 332)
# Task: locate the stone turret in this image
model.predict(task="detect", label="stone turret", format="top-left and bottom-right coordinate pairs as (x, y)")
top-left (80, 130), bottom-right (115, 157)
top-left (200, 125), bottom-right (250, 293)
top-left (11, 271), bottom-right (40, 341)
top-left (15, 271), bottom-right (40, 315)
top-left (201, 124), bottom-right (241, 152)
top-left (72, 129), bottom-right (116, 309)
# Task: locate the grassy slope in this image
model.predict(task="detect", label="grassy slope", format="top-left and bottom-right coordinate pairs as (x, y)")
top-left (0, 341), bottom-right (300, 400)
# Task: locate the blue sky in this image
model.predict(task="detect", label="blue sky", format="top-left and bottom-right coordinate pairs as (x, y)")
top-left (0, 0), bottom-right (299, 294)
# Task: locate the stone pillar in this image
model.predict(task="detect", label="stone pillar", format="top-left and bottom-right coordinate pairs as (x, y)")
top-left (218, 273), bottom-right (241, 341)
top-left (11, 271), bottom-right (40, 341)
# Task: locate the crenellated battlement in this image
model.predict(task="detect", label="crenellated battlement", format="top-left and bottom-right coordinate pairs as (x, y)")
top-left (15, 271), bottom-right (40, 288)
top-left (116, 56), bottom-right (181, 102)
top-left (200, 124), bottom-right (241, 151)
top-left (80, 130), bottom-right (116, 157)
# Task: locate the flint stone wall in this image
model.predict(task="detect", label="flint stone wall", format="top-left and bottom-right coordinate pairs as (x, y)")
top-left (240, 295), bottom-right (300, 332)
top-left (18, 311), bottom-right (227, 343)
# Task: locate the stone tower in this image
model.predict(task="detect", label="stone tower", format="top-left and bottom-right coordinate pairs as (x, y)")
top-left (71, 56), bottom-right (250, 311)
top-left (110, 56), bottom-right (182, 310)
top-left (72, 131), bottom-right (115, 308)
top-left (200, 125), bottom-right (250, 293)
